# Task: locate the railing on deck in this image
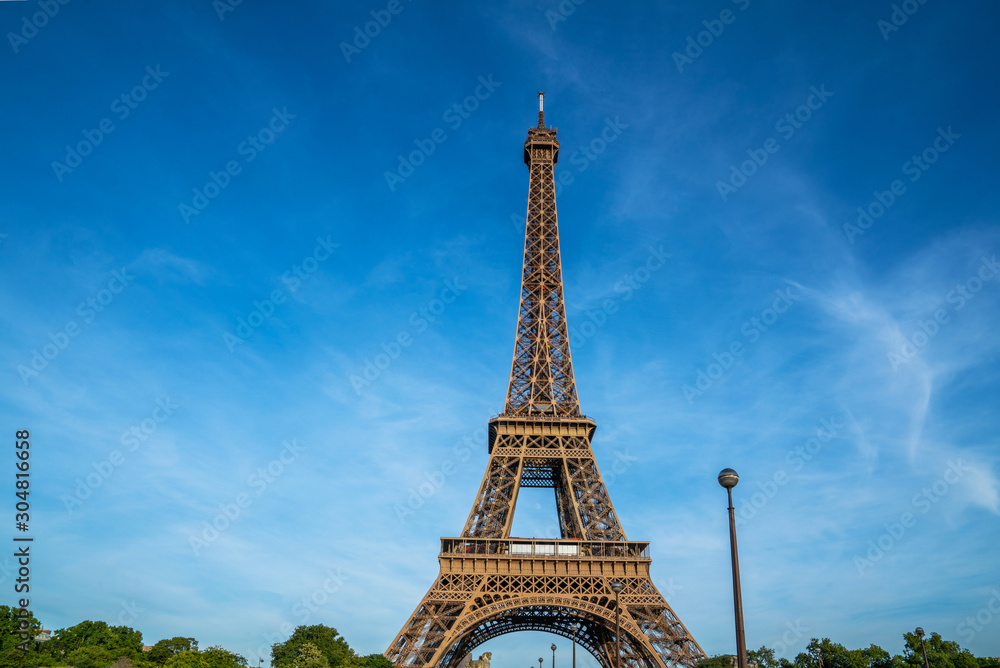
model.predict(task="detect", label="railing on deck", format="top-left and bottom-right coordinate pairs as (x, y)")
top-left (440, 537), bottom-right (649, 559)
top-left (489, 413), bottom-right (596, 423)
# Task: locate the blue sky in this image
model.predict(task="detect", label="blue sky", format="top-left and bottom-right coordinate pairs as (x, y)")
top-left (2, 0), bottom-right (999, 666)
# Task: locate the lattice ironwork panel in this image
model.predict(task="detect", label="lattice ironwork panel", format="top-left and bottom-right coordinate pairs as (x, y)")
top-left (554, 460), bottom-right (585, 538)
top-left (436, 574), bottom-right (484, 593)
top-left (505, 121), bottom-right (580, 418)
top-left (628, 604), bottom-right (705, 668)
top-left (566, 457), bottom-right (626, 541)
top-left (519, 465), bottom-right (555, 488)
top-left (478, 575), bottom-right (615, 597)
top-left (462, 456), bottom-right (522, 538)
top-left (386, 593), bottom-right (468, 668)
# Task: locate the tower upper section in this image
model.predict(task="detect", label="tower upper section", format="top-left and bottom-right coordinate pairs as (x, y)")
top-left (504, 94), bottom-right (581, 417)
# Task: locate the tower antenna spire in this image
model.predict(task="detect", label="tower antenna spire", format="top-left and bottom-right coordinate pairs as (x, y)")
top-left (538, 90), bottom-right (545, 128)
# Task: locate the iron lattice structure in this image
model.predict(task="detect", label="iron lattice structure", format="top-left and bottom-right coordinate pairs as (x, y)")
top-left (386, 96), bottom-right (705, 668)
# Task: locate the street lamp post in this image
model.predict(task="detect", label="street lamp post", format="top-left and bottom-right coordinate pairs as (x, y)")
top-left (539, 656), bottom-right (544, 668)
top-left (915, 627), bottom-right (930, 668)
top-left (571, 623), bottom-right (580, 668)
top-left (611, 580), bottom-right (624, 668)
top-left (811, 645), bottom-right (823, 668)
top-left (719, 468), bottom-right (748, 668)
top-left (552, 643), bottom-right (557, 668)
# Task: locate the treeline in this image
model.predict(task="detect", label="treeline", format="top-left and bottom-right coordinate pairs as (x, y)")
top-left (1, 606), bottom-right (390, 668)
top-left (699, 633), bottom-right (997, 668)
top-left (7, 605), bottom-right (996, 668)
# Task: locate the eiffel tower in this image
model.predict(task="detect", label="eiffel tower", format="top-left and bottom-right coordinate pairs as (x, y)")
top-left (385, 94), bottom-right (705, 668)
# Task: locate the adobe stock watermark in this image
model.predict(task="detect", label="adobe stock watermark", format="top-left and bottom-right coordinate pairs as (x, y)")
top-left (115, 599), bottom-right (144, 627)
top-left (16, 266), bottom-right (135, 384)
top-left (349, 277), bottom-right (467, 393)
top-left (7, 0), bottom-right (71, 54)
top-left (340, 0), bottom-right (412, 62)
top-left (887, 254), bottom-right (998, 372)
top-left (189, 439), bottom-right (305, 556)
top-left (545, 0), bottom-right (586, 31)
top-left (843, 126), bottom-right (960, 243)
top-left (223, 235), bottom-right (339, 352)
top-left (658, 577), bottom-right (682, 598)
top-left (290, 567), bottom-right (348, 623)
top-left (0, 555), bottom-right (18, 586)
top-left (51, 65), bottom-right (169, 182)
top-left (213, 0), bottom-right (243, 21)
top-left (568, 245), bottom-right (670, 351)
top-left (772, 620), bottom-right (809, 655)
top-left (394, 427), bottom-right (483, 522)
top-left (564, 116), bottom-right (629, 178)
top-left (956, 588), bottom-right (1000, 643)
top-left (61, 398), bottom-right (179, 514)
top-left (178, 107), bottom-right (296, 224)
top-left (854, 459), bottom-right (972, 575)
top-left (716, 85), bottom-right (833, 201)
top-left (508, 116), bottom-right (628, 234)
top-left (601, 448), bottom-right (639, 486)
top-left (672, 0), bottom-right (752, 73)
top-left (250, 567), bottom-right (349, 666)
top-left (877, 0), bottom-right (932, 41)
top-left (683, 286), bottom-right (801, 404)
top-left (384, 75), bottom-right (501, 192)
top-left (735, 415), bottom-right (843, 527)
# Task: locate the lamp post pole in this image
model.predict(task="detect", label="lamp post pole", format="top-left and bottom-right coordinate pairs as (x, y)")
top-left (915, 628), bottom-right (930, 668)
top-left (611, 581), bottom-right (624, 668)
top-left (552, 643), bottom-right (557, 668)
top-left (719, 468), bottom-right (748, 668)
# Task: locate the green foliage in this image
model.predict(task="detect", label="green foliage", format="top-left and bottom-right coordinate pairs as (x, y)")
top-left (339, 657), bottom-right (368, 668)
top-left (164, 646), bottom-right (248, 668)
top-left (810, 638), bottom-right (870, 668)
top-left (363, 653), bottom-right (395, 668)
top-left (67, 644), bottom-right (117, 668)
top-left (271, 626), bottom-right (353, 668)
top-left (778, 655), bottom-right (808, 668)
top-left (166, 650), bottom-right (205, 668)
top-left (901, 631), bottom-right (983, 668)
top-left (0, 604), bottom-right (42, 644)
top-left (753, 632), bottom-right (993, 668)
top-left (298, 642), bottom-right (332, 668)
top-left (698, 655), bottom-right (736, 668)
top-left (775, 637), bottom-right (903, 668)
top-left (751, 646), bottom-right (780, 668)
top-left (0, 604), bottom-right (44, 666)
top-left (200, 645), bottom-right (249, 668)
top-left (48, 619), bottom-right (144, 661)
top-left (16, 611), bottom-right (998, 668)
top-left (148, 637), bottom-right (199, 664)
top-left (859, 643), bottom-right (899, 668)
